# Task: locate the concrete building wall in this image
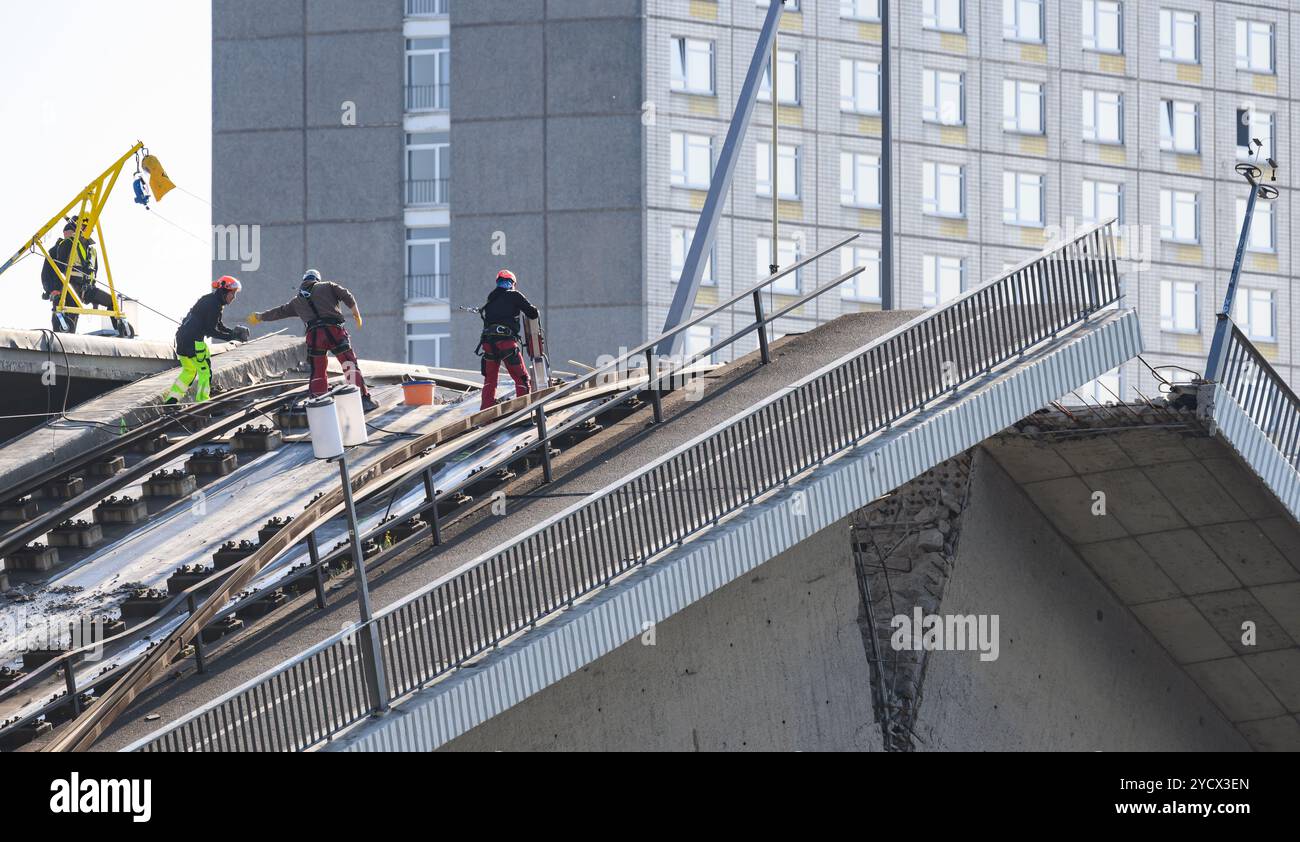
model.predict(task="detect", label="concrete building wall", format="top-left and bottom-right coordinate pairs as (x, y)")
top-left (915, 449), bottom-right (1248, 751)
top-left (450, 5), bottom-right (646, 369)
top-left (212, 0), bottom-right (405, 362)
top-left (445, 447), bottom-right (1248, 751)
top-left (444, 514), bottom-right (884, 752)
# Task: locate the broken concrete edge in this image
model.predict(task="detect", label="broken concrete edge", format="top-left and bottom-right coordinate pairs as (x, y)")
top-left (0, 336), bottom-right (306, 495)
top-left (318, 311), bottom-right (1142, 752)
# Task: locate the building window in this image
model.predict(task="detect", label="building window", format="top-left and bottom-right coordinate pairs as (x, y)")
top-left (406, 324), bottom-right (449, 366)
top-left (1003, 0), bottom-right (1043, 43)
top-left (1236, 198), bottom-right (1276, 252)
top-left (1082, 90), bottom-right (1123, 144)
top-left (1159, 190), bottom-right (1199, 243)
top-left (1003, 171), bottom-right (1044, 227)
top-left (840, 0), bottom-right (880, 22)
top-left (757, 236), bottom-right (803, 292)
top-left (756, 142), bottom-right (800, 200)
top-left (1078, 367), bottom-right (1122, 403)
top-left (759, 49), bottom-right (800, 105)
top-left (840, 59), bottom-right (880, 115)
top-left (405, 37), bottom-right (450, 110)
top-left (670, 37), bottom-right (715, 95)
top-left (404, 132), bottom-right (449, 206)
top-left (1082, 1), bottom-right (1122, 54)
top-left (1003, 79), bottom-right (1044, 134)
top-left (405, 0), bottom-right (449, 15)
top-left (1160, 279), bottom-right (1198, 333)
top-left (1159, 9), bottom-right (1198, 63)
top-left (840, 246), bottom-right (881, 303)
top-left (1236, 20), bottom-right (1274, 73)
top-left (405, 227), bottom-right (449, 301)
top-left (923, 0), bottom-right (964, 33)
top-left (840, 152), bottom-right (880, 208)
top-left (1237, 109), bottom-right (1274, 160)
top-left (1159, 100), bottom-right (1199, 154)
top-left (923, 255), bottom-right (965, 307)
top-left (1233, 288), bottom-right (1276, 341)
top-left (922, 69), bottom-right (964, 126)
top-left (1082, 180), bottom-right (1123, 225)
top-left (922, 161), bottom-right (964, 218)
top-left (671, 132), bottom-right (712, 189)
top-left (670, 227), bottom-right (715, 286)
top-left (686, 324), bottom-right (718, 364)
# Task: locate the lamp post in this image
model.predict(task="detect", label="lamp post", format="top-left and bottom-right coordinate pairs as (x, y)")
top-left (304, 386), bottom-right (388, 713)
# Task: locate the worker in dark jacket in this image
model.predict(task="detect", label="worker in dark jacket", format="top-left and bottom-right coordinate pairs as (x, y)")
top-left (477, 269), bottom-right (539, 410)
top-left (164, 276), bottom-right (249, 404)
top-left (40, 218), bottom-right (133, 336)
top-left (247, 269), bottom-right (378, 411)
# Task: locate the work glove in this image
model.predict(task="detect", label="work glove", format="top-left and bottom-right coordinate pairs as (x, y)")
top-left (247, 312), bottom-right (261, 326)
top-left (235, 325), bottom-right (251, 342)
top-left (352, 309), bottom-right (363, 328)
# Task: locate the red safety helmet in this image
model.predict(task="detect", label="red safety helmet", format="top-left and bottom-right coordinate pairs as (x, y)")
top-left (495, 269), bottom-right (517, 288)
top-left (213, 275), bottom-right (242, 293)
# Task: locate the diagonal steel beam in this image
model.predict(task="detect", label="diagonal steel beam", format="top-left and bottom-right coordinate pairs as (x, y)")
top-left (657, 0), bottom-right (785, 358)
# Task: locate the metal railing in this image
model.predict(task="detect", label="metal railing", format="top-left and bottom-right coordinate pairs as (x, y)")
top-left (404, 178), bottom-right (449, 206)
top-left (1217, 322), bottom-right (1300, 466)
top-left (406, 0), bottom-right (449, 16)
top-left (405, 273), bottom-right (448, 301)
top-left (133, 222), bottom-right (1121, 752)
top-left (405, 83), bottom-right (449, 111)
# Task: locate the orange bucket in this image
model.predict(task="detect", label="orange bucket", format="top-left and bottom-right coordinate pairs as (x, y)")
top-left (402, 379), bottom-right (436, 406)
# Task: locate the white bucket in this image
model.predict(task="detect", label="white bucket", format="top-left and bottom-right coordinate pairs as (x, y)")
top-left (305, 396), bottom-right (343, 459)
top-left (334, 385), bottom-right (368, 447)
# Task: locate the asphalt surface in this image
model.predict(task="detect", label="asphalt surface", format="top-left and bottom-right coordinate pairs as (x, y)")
top-left (90, 310), bottom-right (920, 751)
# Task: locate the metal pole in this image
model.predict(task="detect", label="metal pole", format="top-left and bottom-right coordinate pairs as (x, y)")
top-left (753, 290), bottom-right (771, 364)
top-left (1206, 181), bottom-right (1260, 383)
top-left (880, 0), bottom-right (894, 310)
top-left (658, 0), bottom-right (785, 357)
top-left (186, 593), bottom-right (207, 673)
top-left (769, 24), bottom-right (780, 353)
top-left (306, 532), bottom-right (327, 610)
top-left (337, 453), bottom-right (389, 713)
top-left (422, 467), bottom-right (442, 544)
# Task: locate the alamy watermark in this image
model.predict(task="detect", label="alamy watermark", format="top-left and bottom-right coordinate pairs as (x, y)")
top-left (890, 607), bottom-right (1000, 662)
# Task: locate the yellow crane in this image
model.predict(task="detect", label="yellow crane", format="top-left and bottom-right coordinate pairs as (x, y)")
top-left (0, 141), bottom-right (174, 330)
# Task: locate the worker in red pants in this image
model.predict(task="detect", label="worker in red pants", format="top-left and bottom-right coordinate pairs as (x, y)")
top-left (247, 269), bottom-right (379, 411)
top-left (477, 269), bottom-right (539, 410)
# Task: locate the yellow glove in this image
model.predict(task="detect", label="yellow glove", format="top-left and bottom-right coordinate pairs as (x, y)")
top-left (352, 308), bottom-right (363, 328)
top-left (247, 313), bottom-right (261, 325)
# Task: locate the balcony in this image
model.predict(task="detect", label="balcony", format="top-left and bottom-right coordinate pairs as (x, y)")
top-left (406, 273), bottom-right (448, 301)
top-left (405, 0), bottom-right (449, 16)
top-left (405, 83), bottom-right (450, 111)
top-left (405, 178), bottom-right (450, 206)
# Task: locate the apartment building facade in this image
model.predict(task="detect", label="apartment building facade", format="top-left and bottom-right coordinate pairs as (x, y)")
top-left (212, 0), bottom-right (454, 366)
top-left (455, 0), bottom-right (1296, 396)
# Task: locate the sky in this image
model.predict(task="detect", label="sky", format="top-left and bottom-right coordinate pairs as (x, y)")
top-left (0, 0), bottom-right (211, 340)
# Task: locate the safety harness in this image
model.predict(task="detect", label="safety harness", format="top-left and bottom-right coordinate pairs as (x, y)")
top-left (475, 301), bottom-right (524, 369)
top-left (300, 284), bottom-right (350, 356)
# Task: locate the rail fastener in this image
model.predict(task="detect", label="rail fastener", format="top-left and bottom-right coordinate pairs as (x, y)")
top-left (167, 564), bottom-right (215, 595)
top-left (232, 424), bottom-right (284, 452)
top-left (6, 543), bottom-right (59, 571)
top-left (120, 588), bottom-right (170, 619)
top-left (185, 448), bottom-right (238, 477)
top-left (213, 540), bottom-right (258, 570)
top-left (199, 616), bottom-right (244, 644)
top-left (142, 469), bottom-right (197, 498)
top-left (93, 496), bottom-right (149, 525)
top-left (40, 477), bottom-right (84, 500)
top-left (257, 516), bottom-right (293, 544)
top-left (48, 520), bottom-right (104, 549)
top-left (132, 434), bottom-right (171, 454)
top-left (88, 455), bottom-right (127, 478)
top-left (0, 497), bottom-right (38, 523)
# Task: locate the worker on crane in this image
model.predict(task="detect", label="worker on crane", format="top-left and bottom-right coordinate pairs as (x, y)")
top-left (476, 269), bottom-right (539, 410)
top-left (163, 276), bottom-right (250, 405)
top-left (40, 218), bottom-right (134, 337)
top-left (246, 269), bottom-right (379, 412)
